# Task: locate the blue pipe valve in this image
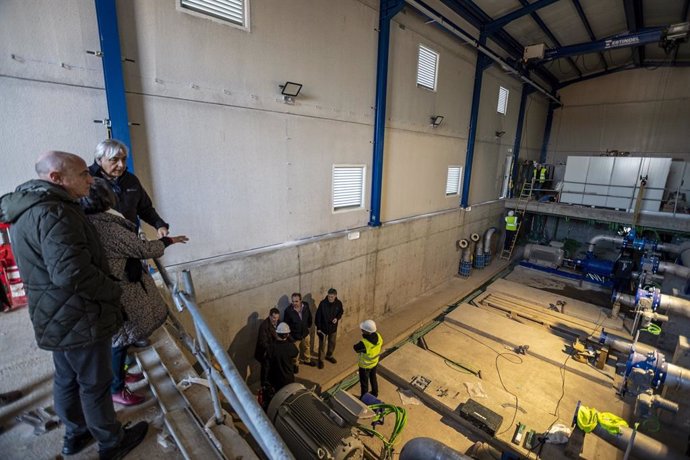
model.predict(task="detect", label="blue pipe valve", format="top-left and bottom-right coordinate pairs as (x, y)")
top-left (624, 350), bottom-right (667, 391)
top-left (635, 287), bottom-right (662, 311)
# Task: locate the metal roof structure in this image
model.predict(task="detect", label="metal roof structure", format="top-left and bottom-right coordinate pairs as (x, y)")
top-left (434, 0), bottom-right (689, 89)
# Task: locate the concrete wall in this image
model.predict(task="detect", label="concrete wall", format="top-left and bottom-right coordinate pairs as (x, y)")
top-left (547, 67), bottom-right (690, 164)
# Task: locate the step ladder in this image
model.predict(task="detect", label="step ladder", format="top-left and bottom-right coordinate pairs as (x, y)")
top-left (500, 179), bottom-right (533, 260)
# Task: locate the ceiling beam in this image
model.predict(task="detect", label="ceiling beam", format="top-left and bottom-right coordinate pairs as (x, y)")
top-left (624, 0), bottom-right (645, 66)
top-left (517, 0), bottom-right (582, 78)
top-left (440, 0), bottom-right (559, 88)
top-left (571, 0), bottom-right (608, 70)
top-left (484, 0), bottom-right (561, 34)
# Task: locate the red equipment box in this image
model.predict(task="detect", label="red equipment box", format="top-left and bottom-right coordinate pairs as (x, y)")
top-left (0, 223), bottom-right (28, 311)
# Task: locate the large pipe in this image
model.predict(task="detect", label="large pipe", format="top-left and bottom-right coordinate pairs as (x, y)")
top-left (659, 294), bottom-right (690, 319)
top-left (591, 424), bottom-right (687, 460)
top-left (459, 239), bottom-right (472, 263)
top-left (616, 291), bottom-right (690, 319)
top-left (599, 331), bottom-right (655, 355)
top-left (483, 227), bottom-right (497, 254)
top-left (658, 261), bottom-right (690, 279)
top-left (588, 235), bottom-right (625, 254)
top-left (400, 437), bottom-right (472, 460)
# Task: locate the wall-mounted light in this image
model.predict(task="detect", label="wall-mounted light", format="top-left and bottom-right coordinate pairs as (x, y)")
top-left (495, 130), bottom-right (506, 138)
top-left (279, 81), bottom-right (303, 105)
top-left (430, 115), bottom-right (444, 128)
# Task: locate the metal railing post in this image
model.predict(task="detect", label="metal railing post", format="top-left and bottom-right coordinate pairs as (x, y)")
top-left (181, 270), bottom-right (224, 424)
top-left (151, 262), bottom-right (293, 459)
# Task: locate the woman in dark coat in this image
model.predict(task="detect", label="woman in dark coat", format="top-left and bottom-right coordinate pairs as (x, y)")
top-left (81, 178), bottom-right (187, 406)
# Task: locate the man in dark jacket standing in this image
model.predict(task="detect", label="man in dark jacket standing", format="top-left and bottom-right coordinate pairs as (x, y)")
top-left (267, 322), bottom-right (299, 393)
top-left (315, 288), bottom-right (344, 369)
top-left (254, 307), bottom-right (280, 387)
top-left (0, 151), bottom-right (148, 459)
top-left (283, 293), bottom-right (315, 367)
top-left (89, 139), bottom-right (169, 237)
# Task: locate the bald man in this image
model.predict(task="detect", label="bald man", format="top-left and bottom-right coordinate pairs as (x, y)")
top-left (0, 151), bottom-right (148, 459)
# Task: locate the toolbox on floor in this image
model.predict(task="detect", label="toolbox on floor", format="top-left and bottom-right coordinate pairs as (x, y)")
top-left (456, 399), bottom-right (503, 437)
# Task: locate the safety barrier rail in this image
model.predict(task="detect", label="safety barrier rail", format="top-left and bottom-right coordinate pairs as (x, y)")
top-left (153, 260), bottom-right (294, 460)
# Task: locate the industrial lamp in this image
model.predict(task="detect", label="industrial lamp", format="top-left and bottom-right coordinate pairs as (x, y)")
top-left (430, 115), bottom-right (444, 128)
top-left (279, 81), bottom-right (303, 104)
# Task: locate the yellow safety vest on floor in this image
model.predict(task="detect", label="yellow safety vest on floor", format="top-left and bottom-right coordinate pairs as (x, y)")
top-left (505, 215), bottom-right (518, 231)
top-left (358, 333), bottom-right (383, 369)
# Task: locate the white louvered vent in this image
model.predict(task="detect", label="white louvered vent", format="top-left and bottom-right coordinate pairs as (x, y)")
top-left (179, 0), bottom-right (248, 29)
top-left (417, 44), bottom-right (439, 91)
top-left (333, 165), bottom-right (366, 212)
top-left (497, 86), bottom-right (509, 114)
top-left (446, 166), bottom-right (462, 196)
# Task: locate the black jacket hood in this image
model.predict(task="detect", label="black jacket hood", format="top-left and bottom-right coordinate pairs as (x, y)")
top-left (0, 180), bottom-right (74, 224)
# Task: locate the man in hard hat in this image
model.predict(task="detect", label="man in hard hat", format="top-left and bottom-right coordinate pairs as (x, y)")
top-left (504, 210), bottom-right (518, 250)
top-left (267, 322), bottom-right (299, 393)
top-left (353, 320), bottom-right (383, 399)
top-left (254, 308), bottom-right (280, 388)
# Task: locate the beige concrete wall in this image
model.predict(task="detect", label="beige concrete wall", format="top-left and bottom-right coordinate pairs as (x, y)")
top-left (548, 67), bottom-right (690, 164)
top-left (170, 200), bottom-right (504, 381)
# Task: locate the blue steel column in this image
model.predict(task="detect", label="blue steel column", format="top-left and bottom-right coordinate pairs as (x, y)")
top-left (461, 38), bottom-right (493, 208)
top-left (369, 0), bottom-right (405, 227)
top-left (539, 102), bottom-right (557, 163)
top-left (510, 84), bottom-right (535, 196)
top-left (94, 0), bottom-right (135, 172)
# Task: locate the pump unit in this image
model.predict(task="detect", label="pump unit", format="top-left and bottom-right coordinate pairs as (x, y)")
top-left (267, 383), bottom-right (368, 460)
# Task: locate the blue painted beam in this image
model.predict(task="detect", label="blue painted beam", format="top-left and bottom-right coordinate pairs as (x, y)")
top-left (484, 0), bottom-right (561, 34)
top-left (624, 0), bottom-right (645, 66)
top-left (461, 41), bottom-right (493, 208)
top-left (571, 0), bottom-right (608, 70)
top-left (510, 84), bottom-right (535, 196)
top-left (94, 0), bottom-right (134, 172)
top-left (557, 60), bottom-right (690, 89)
top-left (541, 28), bottom-right (664, 62)
top-left (369, 0), bottom-right (405, 227)
top-left (539, 102), bottom-right (558, 164)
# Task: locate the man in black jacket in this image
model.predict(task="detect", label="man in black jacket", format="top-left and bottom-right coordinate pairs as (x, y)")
top-left (315, 288), bottom-right (344, 369)
top-left (254, 308), bottom-right (280, 387)
top-left (283, 293), bottom-right (315, 367)
top-left (89, 139), bottom-right (169, 237)
top-left (267, 322), bottom-right (298, 393)
top-left (0, 151), bottom-right (147, 459)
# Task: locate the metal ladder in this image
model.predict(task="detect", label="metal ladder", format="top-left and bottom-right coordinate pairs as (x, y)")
top-left (500, 179), bottom-right (532, 260)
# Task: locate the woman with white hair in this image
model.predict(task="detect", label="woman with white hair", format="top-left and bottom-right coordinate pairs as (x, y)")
top-left (89, 139), bottom-right (170, 238)
top-left (80, 178), bottom-right (188, 406)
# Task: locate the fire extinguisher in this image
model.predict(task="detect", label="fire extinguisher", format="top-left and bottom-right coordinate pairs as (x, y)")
top-left (0, 223), bottom-right (28, 311)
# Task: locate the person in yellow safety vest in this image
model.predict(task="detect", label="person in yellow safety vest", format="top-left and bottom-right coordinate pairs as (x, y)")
top-left (353, 320), bottom-right (382, 399)
top-left (539, 165), bottom-right (548, 185)
top-left (532, 162), bottom-right (538, 182)
top-left (504, 210), bottom-right (518, 250)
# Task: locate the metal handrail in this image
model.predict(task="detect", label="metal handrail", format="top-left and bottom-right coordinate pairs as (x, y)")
top-left (153, 260), bottom-right (294, 460)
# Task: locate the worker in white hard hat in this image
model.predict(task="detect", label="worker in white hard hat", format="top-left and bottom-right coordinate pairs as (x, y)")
top-left (353, 320), bottom-right (383, 399)
top-left (267, 322), bottom-right (298, 394)
top-left (504, 210), bottom-right (518, 250)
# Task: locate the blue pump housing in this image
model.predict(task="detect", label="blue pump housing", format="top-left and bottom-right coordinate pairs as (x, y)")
top-left (625, 350), bottom-right (667, 389)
